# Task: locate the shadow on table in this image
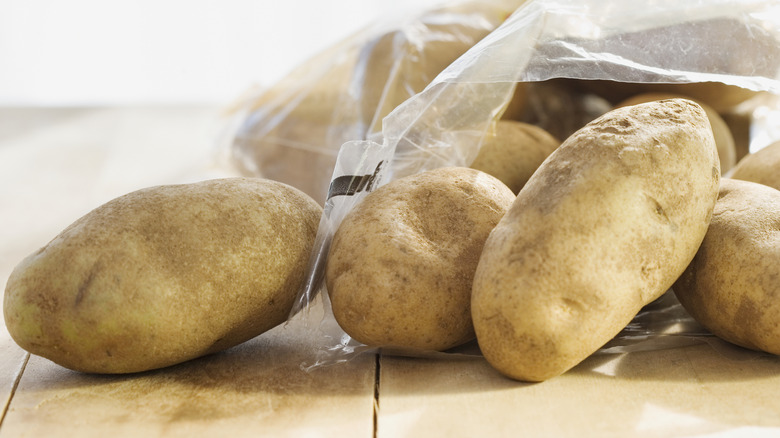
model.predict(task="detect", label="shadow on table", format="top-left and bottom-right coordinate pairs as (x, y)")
top-left (13, 315), bottom-right (376, 425)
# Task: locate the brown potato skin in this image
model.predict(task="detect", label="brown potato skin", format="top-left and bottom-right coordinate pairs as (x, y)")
top-left (469, 120), bottom-right (560, 194)
top-left (617, 92), bottom-right (737, 174)
top-left (673, 178), bottom-right (780, 354)
top-left (472, 99), bottom-right (720, 382)
top-left (3, 178), bottom-right (322, 374)
top-left (326, 167), bottom-right (515, 351)
top-left (729, 139), bottom-right (780, 191)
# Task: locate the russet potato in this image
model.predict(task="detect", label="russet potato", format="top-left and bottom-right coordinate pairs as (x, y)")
top-left (469, 120), bottom-right (560, 194)
top-left (673, 178), bottom-right (780, 354)
top-left (471, 99), bottom-right (720, 382)
top-left (3, 177), bottom-right (322, 374)
top-left (326, 167), bottom-right (515, 351)
top-left (617, 92), bottom-right (737, 174)
top-left (729, 139), bottom-right (780, 191)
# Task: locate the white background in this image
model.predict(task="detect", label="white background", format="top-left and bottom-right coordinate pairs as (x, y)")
top-left (0, 0), bottom-right (443, 106)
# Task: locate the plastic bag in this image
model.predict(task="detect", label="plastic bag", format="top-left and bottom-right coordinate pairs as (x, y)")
top-left (286, 0), bottom-right (780, 369)
top-left (226, 0), bottom-right (525, 204)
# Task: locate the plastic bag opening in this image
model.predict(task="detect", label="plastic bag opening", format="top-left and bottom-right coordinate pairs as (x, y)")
top-left (264, 0), bottom-right (780, 371)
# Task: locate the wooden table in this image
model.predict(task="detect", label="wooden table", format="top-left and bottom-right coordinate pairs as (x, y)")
top-left (2, 107), bottom-right (780, 438)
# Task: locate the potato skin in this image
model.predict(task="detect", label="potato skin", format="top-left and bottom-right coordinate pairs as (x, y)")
top-left (3, 177), bottom-right (322, 374)
top-left (673, 178), bottom-right (780, 354)
top-left (617, 92), bottom-right (737, 174)
top-left (729, 139), bottom-right (780, 191)
top-left (469, 120), bottom-right (560, 194)
top-left (472, 99), bottom-right (720, 382)
top-left (326, 167), bottom-right (515, 351)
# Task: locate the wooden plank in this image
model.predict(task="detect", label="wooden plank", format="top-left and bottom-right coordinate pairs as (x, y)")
top-left (0, 296), bottom-right (376, 438)
top-left (0, 326), bottom-right (28, 427)
top-left (376, 342), bottom-right (780, 437)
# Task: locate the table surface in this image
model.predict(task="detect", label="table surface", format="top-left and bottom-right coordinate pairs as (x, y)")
top-left (2, 106), bottom-right (780, 438)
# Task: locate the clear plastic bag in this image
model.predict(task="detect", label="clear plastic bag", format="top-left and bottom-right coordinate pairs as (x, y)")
top-left (226, 0), bottom-right (525, 204)
top-left (287, 0), bottom-right (780, 368)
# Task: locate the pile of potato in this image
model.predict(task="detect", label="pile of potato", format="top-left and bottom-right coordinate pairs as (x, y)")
top-left (3, 84), bottom-right (779, 380)
top-left (326, 91), bottom-right (780, 382)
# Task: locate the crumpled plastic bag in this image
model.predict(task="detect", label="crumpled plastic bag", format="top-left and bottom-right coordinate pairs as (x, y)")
top-left (226, 0), bottom-right (525, 204)
top-left (282, 0), bottom-right (780, 369)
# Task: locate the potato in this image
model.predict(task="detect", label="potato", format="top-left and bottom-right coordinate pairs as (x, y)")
top-left (3, 177), bottom-right (322, 374)
top-left (617, 93), bottom-right (737, 174)
top-left (729, 139), bottom-right (780, 191)
top-left (469, 120), bottom-right (560, 194)
top-left (673, 178), bottom-right (780, 354)
top-left (472, 99), bottom-right (720, 382)
top-left (326, 167), bottom-right (515, 351)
